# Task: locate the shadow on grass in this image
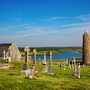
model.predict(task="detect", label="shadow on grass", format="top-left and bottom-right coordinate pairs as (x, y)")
top-left (9, 74), bottom-right (15, 75)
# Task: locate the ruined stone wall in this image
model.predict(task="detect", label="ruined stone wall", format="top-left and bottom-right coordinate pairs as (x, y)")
top-left (6, 43), bottom-right (21, 60)
top-left (83, 31), bottom-right (90, 65)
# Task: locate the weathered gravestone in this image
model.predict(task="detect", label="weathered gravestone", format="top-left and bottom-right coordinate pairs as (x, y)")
top-left (48, 51), bottom-right (54, 75)
top-left (71, 61), bottom-right (74, 69)
top-left (32, 49), bottom-right (39, 76)
top-left (42, 51), bottom-right (48, 72)
top-left (20, 44), bottom-right (30, 75)
top-left (39, 58), bottom-right (41, 64)
top-left (73, 57), bottom-right (77, 71)
top-left (69, 60), bottom-right (71, 69)
top-left (74, 62), bottom-right (80, 78)
top-left (29, 66), bottom-right (35, 78)
top-left (3, 50), bottom-right (6, 60)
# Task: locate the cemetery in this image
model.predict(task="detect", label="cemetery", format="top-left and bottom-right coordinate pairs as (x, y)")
top-left (0, 31), bottom-right (90, 89)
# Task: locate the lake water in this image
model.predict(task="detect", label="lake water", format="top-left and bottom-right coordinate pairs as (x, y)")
top-left (31, 51), bottom-right (82, 60)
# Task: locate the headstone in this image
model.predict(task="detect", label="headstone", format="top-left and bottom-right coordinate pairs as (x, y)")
top-left (71, 61), bottom-right (74, 69)
top-left (42, 51), bottom-right (48, 72)
top-left (48, 51), bottom-right (54, 75)
top-left (74, 62), bottom-right (80, 78)
top-left (63, 64), bottom-right (65, 70)
top-left (20, 44), bottom-right (30, 75)
top-left (69, 60), bottom-right (71, 69)
top-left (39, 58), bottom-right (41, 64)
top-left (73, 57), bottom-right (76, 71)
top-left (78, 63), bottom-right (80, 78)
top-left (3, 50), bottom-right (6, 60)
top-left (32, 49), bottom-right (39, 76)
top-left (29, 66), bottom-right (35, 78)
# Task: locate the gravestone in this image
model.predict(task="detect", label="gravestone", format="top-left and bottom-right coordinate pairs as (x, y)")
top-left (71, 61), bottom-right (74, 69)
top-left (29, 66), bottom-right (35, 78)
top-left (42, 51), bottom-right (48, 72)
top-left (3, 50), bottom-right (6, 60)
top-left (69, 60), bottom-right (71, 69)
top-left (20, 44), bottom-right (30, 75)
top-left (39, 58), bottom-right (41, 64)
top-left (74, 62), bottom-right (80, 78)
top-left (48, 51), bottom-right (54, 75)
top-left (73, 57), bottom-right (76, 71)
top-left (32, 49), bottom-right (39, 76)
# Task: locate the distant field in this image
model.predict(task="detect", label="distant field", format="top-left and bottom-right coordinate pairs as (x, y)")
top-left (0, 59), bottom-right (90, 90)
top-left (19, 47), bottom-right (82, 56)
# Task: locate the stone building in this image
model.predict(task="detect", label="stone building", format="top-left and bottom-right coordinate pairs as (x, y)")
top-left (0, 42), bottom-right (21, 60)
top-left (82, 30), bottom-right (90, 65)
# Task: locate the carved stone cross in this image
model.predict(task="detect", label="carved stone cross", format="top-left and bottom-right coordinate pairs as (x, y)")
top-left (33, 49), bottom-right (37, 65)
top-left (24, 44), bottom-right (30, 63)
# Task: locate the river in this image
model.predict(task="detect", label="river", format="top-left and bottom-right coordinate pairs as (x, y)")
top-left (31, 51), bottom-right (82, 60)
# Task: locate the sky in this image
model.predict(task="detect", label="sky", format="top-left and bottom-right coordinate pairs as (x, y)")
top-left (0, 0), bottom-right (90, 47)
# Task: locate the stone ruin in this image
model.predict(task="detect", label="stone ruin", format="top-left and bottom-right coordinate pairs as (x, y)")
top-left (0, 43), bottom-right (21, 61)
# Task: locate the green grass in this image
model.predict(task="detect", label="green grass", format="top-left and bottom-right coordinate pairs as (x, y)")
top-left (0, 59), bottom-right (90, 90)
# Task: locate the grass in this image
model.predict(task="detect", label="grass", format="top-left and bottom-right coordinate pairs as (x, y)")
top-left (0, 59), bottom-right (90, 90)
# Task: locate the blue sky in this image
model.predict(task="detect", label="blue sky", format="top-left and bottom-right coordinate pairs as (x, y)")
top-left (0, 0), bottom-right (90, 47)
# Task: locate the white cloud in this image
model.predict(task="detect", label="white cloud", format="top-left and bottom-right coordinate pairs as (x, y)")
top-left (50, 17), bottom-right (70, 20)
top-left (7, 25), bottom-right (15, 28)
top-left (0, 28), bottom-right (5, 30)
top-left (18, 23), bottom-right (34, 27)
top-left (75, 14), bottom-right (90, 20)
top-left (61, 22), bottom-right (90, 26)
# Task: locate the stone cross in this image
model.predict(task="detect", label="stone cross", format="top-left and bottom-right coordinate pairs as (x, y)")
top-left (3, 50), bottom-right (6, 60)
top-left (50, 51), bottom-right (52, 66)
top-left (33, 49), bottom-right (37, 65)
top-left (20, 44), bottom-right (30, 75)
top-left (24, 44), bottom-right (30, 63)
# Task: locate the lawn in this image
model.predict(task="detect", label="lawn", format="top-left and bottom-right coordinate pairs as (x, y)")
top-left (0, 59), bottom-right (90, 90)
